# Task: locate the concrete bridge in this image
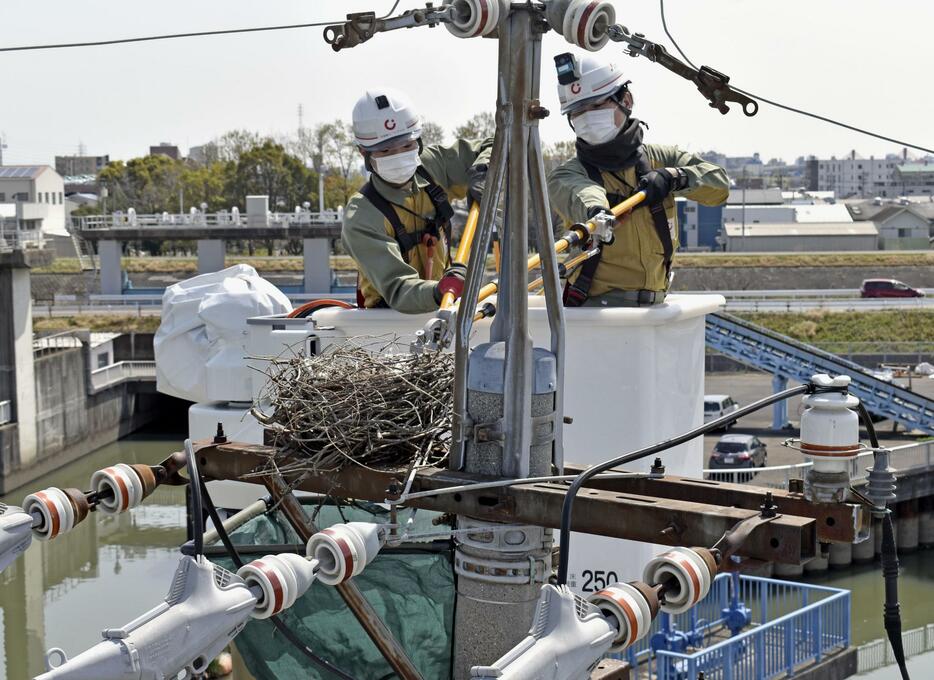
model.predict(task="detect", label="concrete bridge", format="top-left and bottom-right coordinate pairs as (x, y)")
top-left (71, 195), bottom-right (343, 295)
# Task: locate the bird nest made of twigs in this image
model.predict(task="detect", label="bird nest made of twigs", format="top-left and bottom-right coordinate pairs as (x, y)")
top-left (251, 337), bottom-right (453, 474)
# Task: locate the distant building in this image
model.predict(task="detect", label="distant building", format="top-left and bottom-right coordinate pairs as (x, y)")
top-left (723, 203), bottom-right (852, 225)
top-left (149, 143), bottom-right (180, 160)
top-left (892, 163), bottom-right (934, 196)
top-left (846, 200), bottom-right (932, 250)
top-left (725, 188), bottom-right (784, 205)
top-left (722, 222), bottom-right (878, 252)
top-left (677, 198), bottom-right (724, 251)
top-left (0, 165), bottom-right (67, 237)
top-left (55, 154), bottom-right (109, 177)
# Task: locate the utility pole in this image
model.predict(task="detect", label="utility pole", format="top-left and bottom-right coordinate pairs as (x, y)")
top-left (741, 166), bottom-right (747, 251)
top-left (0, 132), bottom-right (7, 166)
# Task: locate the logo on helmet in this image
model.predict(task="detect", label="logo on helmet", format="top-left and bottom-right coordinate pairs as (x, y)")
top-left (384, 119), bottom-right (397, 130)
top-left (570, 83), bottom-right (582, 95)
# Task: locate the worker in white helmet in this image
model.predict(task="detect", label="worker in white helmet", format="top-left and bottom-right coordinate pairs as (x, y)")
top-left (342, 88), bottom-right (492, 313)
top-left (547, 53), bottom-right (729, 307)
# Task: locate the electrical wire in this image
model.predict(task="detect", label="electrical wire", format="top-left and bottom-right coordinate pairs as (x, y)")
top-left (556, 384), bottom-right (814, 584)
top-left (0, 1), bottom-right (401, 53)
top-left (198, 477), bottom-right (358, 680)
top-left (658, 0), bottom-right (934, 155)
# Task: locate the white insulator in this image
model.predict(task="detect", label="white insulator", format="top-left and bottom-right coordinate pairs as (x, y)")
top-left (560, 0), bottom-right (615, 51)
top-left (444, 0), bottom-right (503, 39)
top-left (587, 582), bottom-right (654, 652)
top-left (643, 547), bottom-right (713, 615)
top-left (800, 374), bottom-right (860, 475)
top-left (306, 522), bottom-right (384, 586)
top-left (23, 488), bottom-right (75, 540)
top-left (238, 553), bottom-right (319, 619)
top-left (90, 464), bottom-right (145, 515)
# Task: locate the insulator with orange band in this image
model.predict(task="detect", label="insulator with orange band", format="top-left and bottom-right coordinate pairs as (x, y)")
top-left (237, 553), bottom-right (320, 619)
top-left (305, 522), bottom-right (385, 586)
top-left (643, 547), bottom-right (718, 615)
top-left (89, 463), bottom-right (157, 515)
top-left (588, 580), bottom-right (658, 652)
top-left (23, 487), bottom-right (90, 541)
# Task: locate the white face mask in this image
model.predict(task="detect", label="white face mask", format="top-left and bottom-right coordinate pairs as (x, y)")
top-left (373, 149), bottom-right (420, 185)
top-left (573, 107), bottom-right (624, 146)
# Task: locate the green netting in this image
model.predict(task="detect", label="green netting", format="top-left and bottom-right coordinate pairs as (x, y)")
top-left (214, 501), bottom-right (456, 680)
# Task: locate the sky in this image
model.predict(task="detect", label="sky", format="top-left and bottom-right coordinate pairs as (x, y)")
top-left (0, 0), bottom-right (932, 167)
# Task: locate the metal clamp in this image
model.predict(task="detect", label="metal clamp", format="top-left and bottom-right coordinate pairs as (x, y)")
top-left (323, 5), bottom-right (455, 51)
top-left (411, 308), bottom-right (455, 352)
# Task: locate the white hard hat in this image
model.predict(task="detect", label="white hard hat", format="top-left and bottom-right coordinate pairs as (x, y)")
top-left (556, 53), bottom-right (628, 115)
top-left (352, 88), bottom-right (422, 151)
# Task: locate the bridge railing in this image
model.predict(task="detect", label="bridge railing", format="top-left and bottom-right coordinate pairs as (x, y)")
top-left (0, 399), bottom-right (11, 426)
top-left (74, 210), bottom-right (341, 230)
top-left (653, 577), bottom-right (850, 680)
top-left (89, 360), bottom-right (157, 392)
top-left (858, 623), bottom-right (934, 673)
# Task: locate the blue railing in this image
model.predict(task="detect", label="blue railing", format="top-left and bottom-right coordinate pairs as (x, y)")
top-left (643, 576), bottom-right (850, 680)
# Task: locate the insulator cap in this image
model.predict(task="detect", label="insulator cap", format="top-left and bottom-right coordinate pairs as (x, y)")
top-left (306, 522), bottom-right (384, 586)
top-left (588, 581), bottom-right (655, 652)
top-left (643, 547), bottom-right (715, 614)
top-left (238, 553), bottom-right (319, 619)
top-left (24, 487), bottom-right (78, 540)
top-left (90, 463), bottom-right (146, 514)
top-left (546, 0), bottom-right (616, 51)
top-left (444, 0), bottom-right (504, 39)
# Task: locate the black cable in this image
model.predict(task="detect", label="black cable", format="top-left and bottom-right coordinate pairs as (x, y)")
top-left (556, 384), bottom-right (812, 584)
top-left (658, 0), bottom-right (934, 155)
top-left (198, 477), bottom-right (358, 680)
top-left (184, 439), bottom-right (204, 557)
top-left (856, 402), bottom-right (910, 679)
top-left (0, 1), bottom-right (401, 53)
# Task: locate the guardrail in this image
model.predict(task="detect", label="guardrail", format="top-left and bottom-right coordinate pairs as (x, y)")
top-left (722, 297), bottom-right (933, 312)
top-left (653, 577), bottom-right (849, 680)
top-left (75, 210), bottom-right (341, 230)
top-left (0, 227), bottom-right (45, 252)
top-left (858, 623), bottom-right (934, 674)
top-left (33, 331), bottom-right (83, 354)
top-left (703, 440), bottom-right (934, 488)
top-left (684, 288), bottom-right (934, 299)
top-left (0, 399), bottom-right (11, 426)
top-left (89, 360), bottom-right (157, 392)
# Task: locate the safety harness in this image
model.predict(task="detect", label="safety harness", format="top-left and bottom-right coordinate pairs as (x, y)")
top-left (563, 147), bottom-right (674, 307)
top-left (357, 166), bottom-right (455, 307)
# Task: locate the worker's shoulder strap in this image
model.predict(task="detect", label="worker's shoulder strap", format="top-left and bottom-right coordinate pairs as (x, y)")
top-left (564, 147), bottom-right (672, 307)
top-left (360, 181), bottom-right (419, 264)
top-left (415, 166), bottom-right (455, 231)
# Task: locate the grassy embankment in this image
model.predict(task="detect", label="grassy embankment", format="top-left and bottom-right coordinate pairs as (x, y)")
top-left (32, 251), bottom-right (934, 275)
top-left (33, 309), bottom-right (934, 354)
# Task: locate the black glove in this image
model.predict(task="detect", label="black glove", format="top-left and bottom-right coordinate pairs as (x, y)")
top-left (467, 163), bottom-right (488, 208)
top-left (638, 167), bottom-right (688, 203)
top-left (434, 262), bottom-right (467, 303)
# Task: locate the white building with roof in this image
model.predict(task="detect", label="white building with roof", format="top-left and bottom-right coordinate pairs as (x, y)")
top-left (722, 222), bottom-right (878, 252)
top-left (0, 165), bottom-right (67, 239)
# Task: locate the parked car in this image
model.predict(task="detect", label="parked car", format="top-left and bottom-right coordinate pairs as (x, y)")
top-left (860, 279), bottom-right (925, 298)
top-left (704, 394), bottom-right (739, 430)
top-left (708, 434), bottom-right (768, 482)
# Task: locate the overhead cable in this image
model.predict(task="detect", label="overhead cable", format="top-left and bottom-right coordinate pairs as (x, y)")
top-left (0, 1), bottom-right (400, 53)
top-left (659, 0), bottom-right (934, 155)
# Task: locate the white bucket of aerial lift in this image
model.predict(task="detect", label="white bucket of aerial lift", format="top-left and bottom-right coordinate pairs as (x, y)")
top-left (799, 374), bottom-right (860, 474)
top-left (469, 584), bottom-right (617, 680)
top-left (587, 581), bottom-right (655, 651)
top-left (237, 553), bottom-right (320, 619)
top-left (89, 464), bottom-right (145, 515)
top-left (642, 547), bottom-right (714, 615)
top-left (23, 487), bottom-right (76, 540)
top-left (444, 0), bottom-right (506, 38)
top-left (544, 0), bottom-right (616, 51)
top-left (307, 521), bottom-right (385, 586)
top-left (0, 503), bottom-right (33, 574)
top-left (154, 264), bottom-right (291, 404)
top-left (37, 555), bottom-right (256, 680)
top-left (311, 294), bottom-right (723, 589)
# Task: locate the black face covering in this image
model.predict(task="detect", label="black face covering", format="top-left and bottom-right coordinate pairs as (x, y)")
top-left (575, 116), bottom-right (645, 171)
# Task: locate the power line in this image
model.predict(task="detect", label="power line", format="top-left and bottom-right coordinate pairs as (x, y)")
top-left (0, 1), bottom-right (401, 53)
top-left (659, 0), bottom-right (934, 156)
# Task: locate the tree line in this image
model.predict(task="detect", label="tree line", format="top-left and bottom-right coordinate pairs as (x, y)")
top-left (88, 113), bottom-right (576, 217)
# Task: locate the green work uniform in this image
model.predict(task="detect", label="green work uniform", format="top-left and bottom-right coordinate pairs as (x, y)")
top-left (548, 144), bottom-right (728, 301)
top-left (342, 139), bottom-right (493, 314)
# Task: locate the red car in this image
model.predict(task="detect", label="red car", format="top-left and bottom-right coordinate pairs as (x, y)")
top-left (860, 279), bottom-right (925, 298)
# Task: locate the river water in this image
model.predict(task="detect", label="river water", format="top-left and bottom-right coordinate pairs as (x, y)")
top-left (1, 434), bottom-right (933, 679)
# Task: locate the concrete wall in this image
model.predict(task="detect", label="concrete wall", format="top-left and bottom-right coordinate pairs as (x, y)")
top-left (725, 234), bottom-right (879, 252)
top-left (0, 344), bottom-right (164, 494)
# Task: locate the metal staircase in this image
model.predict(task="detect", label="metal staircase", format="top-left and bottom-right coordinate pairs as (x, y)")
top-left (706, 312), bottom-right (934, 434)
top-left (70, 231), bottom-right (97, 271)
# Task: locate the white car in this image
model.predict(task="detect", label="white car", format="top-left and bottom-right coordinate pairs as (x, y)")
top-left (704, 394), bottom-right (739, 429)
